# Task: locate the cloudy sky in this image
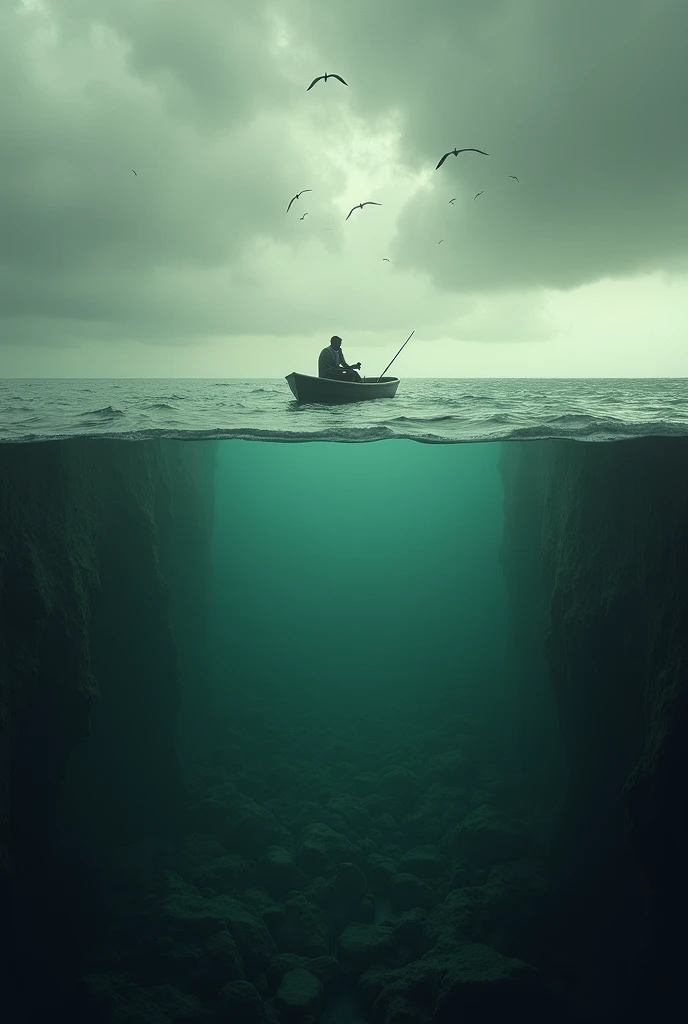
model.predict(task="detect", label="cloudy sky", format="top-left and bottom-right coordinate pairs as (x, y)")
top-left (2, 0), bottom-right (687, 377)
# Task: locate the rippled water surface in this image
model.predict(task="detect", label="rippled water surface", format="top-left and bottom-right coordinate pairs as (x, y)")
top-left (1, 378), bottom-right (686, 444)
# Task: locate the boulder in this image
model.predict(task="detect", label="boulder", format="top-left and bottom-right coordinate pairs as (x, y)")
top-left (295, 823), bottom-right (356, 876)
top-left (216, 980), bottom-right (269, 1023)
top-left (133, 930), bottom-right (244, 998)
top-left (82, 974), bottom-right (205, 1024)
top-left (150, 873), bottom-right (277, 971)
top-left (425, 750), bottom-right (472, 785)
top-left (399, 845), bottom-right (448, 880)
top-left (441, 805), bottom-right (534, 866)
top-left (189, 793), bottom-right (291, 859)
top-left (274, 894), bottom-right (330, 958)
top-left (268, 954), bottom-right (342, 994)
top-left (434, 943), bottom-right (556, 1022)
top-left (333, 862), bottom-right (368, 901)
top-left (366, 855), bottom-right (398, 893)
top-left (337, 924), bottom-right (395, 971)
top-left (273, 969), bottom-right (323, 1021)
top-left (255, 847), bottom-right (308, 898)
top-left (389, 872), bottom-right (434, 912)
top-left (379, 767), bottom-right (418, 804)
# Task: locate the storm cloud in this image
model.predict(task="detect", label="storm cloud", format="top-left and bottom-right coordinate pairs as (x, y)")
top-left (1, 0), bottom-right (687, 374)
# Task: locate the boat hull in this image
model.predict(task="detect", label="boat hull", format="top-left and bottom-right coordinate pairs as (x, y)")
top-left (286, 372), bottom-right (400, 405)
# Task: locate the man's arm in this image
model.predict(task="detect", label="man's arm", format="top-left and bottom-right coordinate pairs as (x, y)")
top-left (339, 350), bottom-right (360, 370)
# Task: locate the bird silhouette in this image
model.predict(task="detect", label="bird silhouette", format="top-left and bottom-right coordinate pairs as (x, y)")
top-left (382, 258), bottom-right (390, 262)
top-left (474, 191), bottom-right (484, 199)
top-left (449, 198), bottom-right (456, 204)
top-left (131, 169), bottom-right (137, 176)
top-left (346, 201), bottom-right (381, 221)
top-left (307, 73), bottom-right (348, 91)
top-left (437, 239), bottom-right (444, 244)
top-left (436, 148), bottom-right (489, 169)
top-left (300, 213), bottom-right (308, 220)
top-left (286, 189), bottom-right (312, 213)
top-left (509, 175), bottom-right (519, 182)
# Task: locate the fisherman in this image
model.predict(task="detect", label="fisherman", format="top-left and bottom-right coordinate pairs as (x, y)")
top-left (318, 335), bottom-right (362, 381)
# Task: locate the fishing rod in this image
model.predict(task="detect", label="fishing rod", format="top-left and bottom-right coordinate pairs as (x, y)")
top-left (376, 330), bottom-right (415, 383)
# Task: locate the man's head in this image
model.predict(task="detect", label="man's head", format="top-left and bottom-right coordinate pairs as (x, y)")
top-left (330, 335), bottom-right (342, 349)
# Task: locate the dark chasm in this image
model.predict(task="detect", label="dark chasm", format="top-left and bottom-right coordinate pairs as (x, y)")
top-left (1, 436), bottom-right (687, 1024)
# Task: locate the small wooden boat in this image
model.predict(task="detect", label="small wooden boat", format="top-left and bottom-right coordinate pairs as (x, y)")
top-left (286, 372), bottom-right (400, 404)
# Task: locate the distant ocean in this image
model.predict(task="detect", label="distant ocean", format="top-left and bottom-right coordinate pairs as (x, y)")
top-left (1, 378), bottom-right (687, 445)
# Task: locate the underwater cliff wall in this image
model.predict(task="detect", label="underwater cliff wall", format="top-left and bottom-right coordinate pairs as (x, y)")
top-left (0, 438), bottom-right (217, 1018)
top-left (500, 437), bottom-right (688, 1020)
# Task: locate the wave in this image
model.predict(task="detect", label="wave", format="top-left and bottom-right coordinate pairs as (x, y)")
top-left (146, 403), bottom-right (176, 411)
top-left (7, 420), bottom-right (688, 446)
top-left (78, 406), bottom-right (125, 419)
top-left (390, 414), bottom-right (456, 423)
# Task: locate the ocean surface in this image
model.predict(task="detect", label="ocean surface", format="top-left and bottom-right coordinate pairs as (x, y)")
top-left (1, 377), bottom-right (686, 444)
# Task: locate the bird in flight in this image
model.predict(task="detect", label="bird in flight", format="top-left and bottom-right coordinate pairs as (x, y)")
top-left (474, 191), bottom-right (484, 199)
top-left (307, 73), bottom-right (348, 91)
top-left (437, 239), bottom-right (444, 244)
top-left (346, 201), bottom-right (381, 221)
top-left (300, 213), bottom-right (308, 220)
top-left (382, 258), bottom-right (390, 262)
top-left (131, 169), bottom-right (137, 176)
top-left (449, 198), bottom-right (456, 204)
top-left (436, 147), bottom-right (489, 169)
top-left (286, 189), bottom-right (312, 213)
top-left (509, 175), bottom-right (519, 182)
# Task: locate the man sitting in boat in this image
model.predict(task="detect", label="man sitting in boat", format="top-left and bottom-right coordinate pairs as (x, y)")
top-left (318, 336), bottom-right (362, 381)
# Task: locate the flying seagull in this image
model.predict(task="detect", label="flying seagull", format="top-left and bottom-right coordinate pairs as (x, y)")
top-left (346, 201), bottom-right (381, 221)
top-left (382, 258), bottom-right (390, 262)
top-left (286, 189), bottom-right (312, 213)
top-left (449, 198), bottom-right (456, 204)
top-left (300, 213), bottom-right (308, 220)
top-left (437, 239), bottom-right (444, 244)
top-left (509, 175), bottom-right (519, 182)
top-left (436, 147), bottom-right (489, 170)
top-left (307, 73), bottom-right (348, 91)
top-left (474, 191), bottom-right (484, 199)
top-left (131, 169), bottom-right (137, 176)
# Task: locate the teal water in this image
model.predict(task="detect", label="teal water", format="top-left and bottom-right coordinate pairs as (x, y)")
top-left (208, 440), bottom-right (509, 714)
top-left (194, 438), bottom-right (560, 1021)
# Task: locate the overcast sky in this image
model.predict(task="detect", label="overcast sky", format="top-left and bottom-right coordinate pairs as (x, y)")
top-left (2, 0), bottom-right (687, 377)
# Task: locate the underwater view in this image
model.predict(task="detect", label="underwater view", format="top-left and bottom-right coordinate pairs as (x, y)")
top-left (3, 422), bottom-right (688, 1023)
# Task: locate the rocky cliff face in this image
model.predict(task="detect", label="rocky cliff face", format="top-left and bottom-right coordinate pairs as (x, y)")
top-left (0, 438), bottom-right (217, 1020)
top-left (500, 437), bottom-right (688, 1021)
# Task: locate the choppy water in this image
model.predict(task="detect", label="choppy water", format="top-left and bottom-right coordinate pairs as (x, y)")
top-left (0, 377), bottom-right (686, 444)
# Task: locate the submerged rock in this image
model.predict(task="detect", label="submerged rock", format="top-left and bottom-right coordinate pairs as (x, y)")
top-left (333, 861), bottom-right (368, 901)
top-left (273, 894), bottom-right (330, 958)
top-left (83, 973), bottom-right (205, 1023)
top-left (425, 750), bottom-right (472, 786)
top-left (434, 943), bottom-right (555, 1022)
top-left (133, 929), bottom-right (244, 998)
top-left (255, 846), bottom-right (308, 897)
top-left (273, 968), bottom-right (323, 1020)
top-left (151, 873), bottom-right (277, 971)
top-left (268, 954), bottom-right (342, 993)
top-left (295, 823), bottom-right (356, 876)
top-left (378, 767), bottom-right (418, 804)
top-left (389, 872), bottom-right (434, 911)
top-left (337, 923), bottom-right (395, 971)
top-left (362, 942), bottom-right (554, 1024)
top-left (217, 979), bottom-right (269, 1023)
top-left (441, 804), bottom-right (534, 866)
top-left (189, 792), bottom-right (291, 859)
top-left (399, 845), bottom-right (448, 880)
top-left (366, 854), bottom-right (398, 893)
